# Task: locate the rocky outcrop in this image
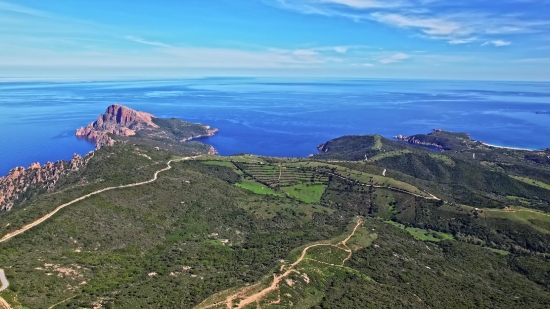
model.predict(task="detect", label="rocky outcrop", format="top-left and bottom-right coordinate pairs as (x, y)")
top-left (0, 154), bottom-right (86, 211)
top-left (180, 126), bottom-right (219, 142)
top-left (317, 143), bottom-right (330, 153)
top-left (76, 104), bottom-right (159, 149)
top-left (393, 135), bottom-right (446, 150)
top-left (208, 146), bottom-right (218, 155)
top-left (393, 129), bottom-right (472, 152)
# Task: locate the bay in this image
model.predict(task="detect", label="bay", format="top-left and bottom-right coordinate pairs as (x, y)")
top-left (1, 77), bottom-right (550, 175)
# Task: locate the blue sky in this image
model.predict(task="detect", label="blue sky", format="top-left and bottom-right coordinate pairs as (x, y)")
top-left (1, 0), bottom-right (550, 80)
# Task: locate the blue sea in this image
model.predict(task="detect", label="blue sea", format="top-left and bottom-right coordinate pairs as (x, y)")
top-left (1, 78), bottom-right (550, 176)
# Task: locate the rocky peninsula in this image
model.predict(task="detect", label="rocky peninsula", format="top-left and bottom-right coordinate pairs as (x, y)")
top-left (1, 105), bottom-right (219, 213)
top-left (76, 104), bottom-right (218, 151)
top-left (393, 129), bottom-right (475, 151)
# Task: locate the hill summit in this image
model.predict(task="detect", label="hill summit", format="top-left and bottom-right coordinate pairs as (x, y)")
top-left (76, 104), bottom-right (159, 148)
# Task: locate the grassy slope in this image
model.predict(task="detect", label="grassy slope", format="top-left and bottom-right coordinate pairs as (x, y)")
top-left (0, 150), bottom-right (350, 308)
top-left (2, 149), bottom-right (550, 308)
top-left (281, 184), bottom-right (327, 203)
top-left (511, 175), bottom-right (550, 190)
top-left (235, 179), bottom-right (282, 196)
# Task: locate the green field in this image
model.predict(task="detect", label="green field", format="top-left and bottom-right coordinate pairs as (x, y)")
top-left (488, 248), bottom-right (510, 256)
top-left (291, 161), bottom-right (429, 197)
top-left (369, 150), bottom-right (411, 162)
top-left (235, 179), bottom-right (282, 196)
top-left (511, 175), bottom-right (550, 191)
top-left (281, 184), bottom-right (327, 203)
top-left (385, 220), bottom-right (454, 242)
top-left (201, 160), bottom-right (237, 168)
top-left (237, 162), bottom-right (329, 187)
top-left (237, 196), bottom-right (333, 220)
top-left (195, 154), bottom-right (268, 164)
top-left (429, 153), bottom-right (456, 167)
top-left (460, 205), bottom-right (550, 233)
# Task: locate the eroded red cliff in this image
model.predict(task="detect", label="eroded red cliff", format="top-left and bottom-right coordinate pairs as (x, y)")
top-left (0, 154), bottom-right (85, 211)
top-left (76, 104), bottom-right (159, 149)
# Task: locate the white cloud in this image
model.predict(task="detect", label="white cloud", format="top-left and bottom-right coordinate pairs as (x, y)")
top-left (482, 40), bottom-right (511, 47)
top-left (0, 1), bottom-right (50, 17)
top-left (292, 49), bottom-right (320, 57)
top-left (334, 46), bottom-right (348, 53)
top-left (267, 0), bottom-right (550, 45)
top-left (125, 36), bottom-right (172, 48)
top-left (362, 63), bottom-right (374, 66)
top-left (448, 37), bottom-right (477, 44)
top-left (0, 42), bottom-right (346, 68)
top-left (379, 52), bottom-right (409, 64)
top-left (318, 0), bottom-right (406, 9)
top-left (371, 13), bottom-right (465, 36)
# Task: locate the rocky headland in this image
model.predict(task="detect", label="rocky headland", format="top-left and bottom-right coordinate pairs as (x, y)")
top-left (76, 104), bottom-right (160, 149)
top-left (1, 104), bottom-right (218, 212)
top-left (393, 129), bottom-right (474, 151)
top-left (393, 134), bottom-right (447, 150)
top-left (0, 154), bottom-right (85, 211)
top-left (76, 104), bottom-right (218, 151)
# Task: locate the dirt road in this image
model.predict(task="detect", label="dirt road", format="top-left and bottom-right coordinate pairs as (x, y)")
top-left (0, 269), bottom-right (10, 309)
top-left (0, 156), bottom-right (195, 243)
top-left (196, 218), bottom-right (364, 309)
top-left (0, 156), bottom-right (198, 309)
top-left (0, 297), bottom-right (10, 309)
top-left (0, 270), bottom-right (7, 292)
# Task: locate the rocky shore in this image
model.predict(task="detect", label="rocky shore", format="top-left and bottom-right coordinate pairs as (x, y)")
top-left (1, 104), bottom-right (219, 213)
top-left (393, 134), bottom-right (446, 150)
top-left (76, 104), bottom-right (219, 152)
top-left (0, 154), bottom-right (86, 211)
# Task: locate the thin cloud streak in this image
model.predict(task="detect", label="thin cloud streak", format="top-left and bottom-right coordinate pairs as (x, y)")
top-left (125, 36), bottom-right (172, 47)
top-left (266, 0), bottom-right (550, 44)
top-left (379, 52), bottom-right (410, 64)
top-left (482, 40), bottom-right (511, 47)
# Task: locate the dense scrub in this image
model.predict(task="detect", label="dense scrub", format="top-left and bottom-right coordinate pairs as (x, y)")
top-left (2, 133), bottom-right (550, 308)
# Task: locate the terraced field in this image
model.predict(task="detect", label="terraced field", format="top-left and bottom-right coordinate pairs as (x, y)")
top-left (235, 163), bottom-right (329, 187)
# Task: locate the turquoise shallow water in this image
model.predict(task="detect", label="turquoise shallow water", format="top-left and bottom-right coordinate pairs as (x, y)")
top-left (1, 78), bottom-right (550, 175)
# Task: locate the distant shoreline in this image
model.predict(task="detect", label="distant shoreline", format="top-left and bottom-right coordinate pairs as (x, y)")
top-left (481, 142), bottom-right (536, 151)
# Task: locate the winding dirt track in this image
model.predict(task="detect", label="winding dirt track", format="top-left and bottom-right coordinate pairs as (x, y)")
top-left (0, 297), bottom-right (10, 309)
top-left (196, 218), bottom-right (364, 309)
top-left (0, 269), bottom-right (10, 309)
top-left (0, 269), bottom-right (9, 309)
top-left (0, 156), bottom-right (195, 243)
top-left (0, 156), bottom-right (197, 309)
top-left (0, 270), bottom-right (8, 293)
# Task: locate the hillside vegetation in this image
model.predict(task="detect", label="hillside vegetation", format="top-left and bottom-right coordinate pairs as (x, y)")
top-left (1, 130), bottom-right (550, 308)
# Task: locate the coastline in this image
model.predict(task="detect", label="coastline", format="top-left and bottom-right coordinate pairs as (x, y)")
top-left (481, 142), bottom-right (537, 151)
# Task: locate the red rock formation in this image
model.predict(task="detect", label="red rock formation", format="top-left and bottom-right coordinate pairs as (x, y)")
top-left (0, 154), bottom-right (86, 211)
top-left (76, 104), bottom-right (159, 149)
top-left (208, 146), bottom-right (219, 155)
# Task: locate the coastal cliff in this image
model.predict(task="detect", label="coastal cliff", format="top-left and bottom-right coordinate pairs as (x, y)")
top-left (2, 105), bottom-right (218, 212)
top-left (0, 154), bottom-right (85, 211)
top-left (393, 129), bottom-right (473, 151)
top-left (393, 134), bottom-right (447, 150)
top-left (76, 104), bottom-right (219, 151)
top-left (76, 104), bottom-right (159, 149)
